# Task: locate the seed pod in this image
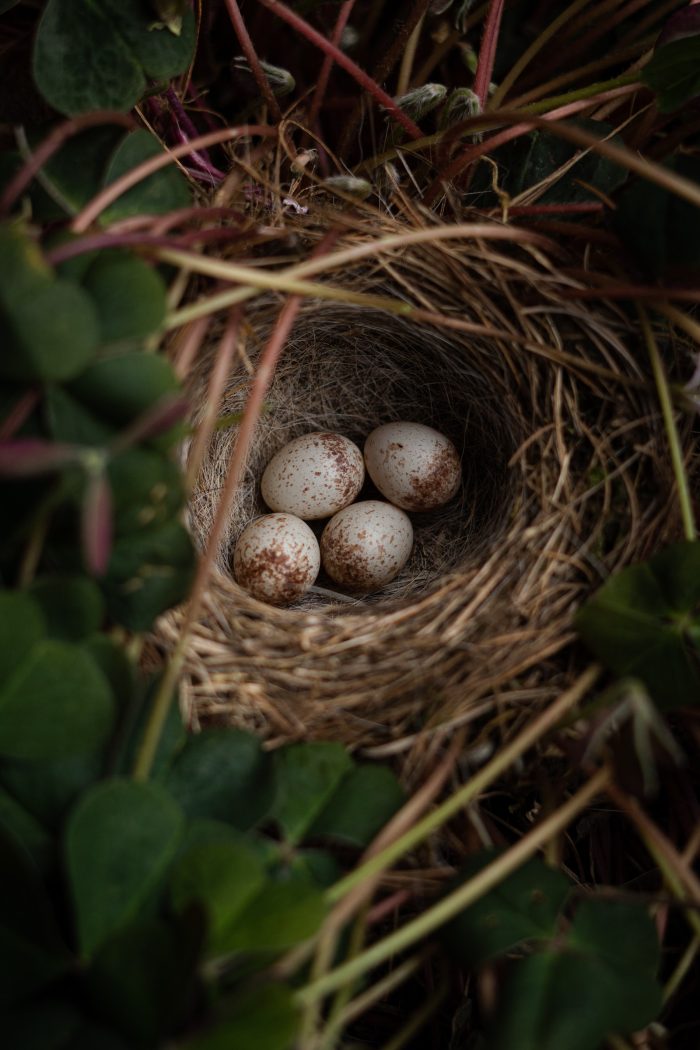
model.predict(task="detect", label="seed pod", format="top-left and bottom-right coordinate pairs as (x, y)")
top-left (232, 57), bottom-right (296, 98)
top-left (323, 176), bottom-right (373, 200)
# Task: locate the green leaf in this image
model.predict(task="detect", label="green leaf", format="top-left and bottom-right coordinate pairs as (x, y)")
top-left (0, 752), bottom-right (104, 830)
top-left (0, 823), bottom-right (70, 1009)
top-left (0, 590), bottom-right (45, 685)
top-left (271, 742), bottom-right (353, 845)
top-left (30, 575), bottom-right (104, 641)
top-left (0, 276), bottom-right (99, 382)
top-left (442, 852), bottom-right (571, 965)
top-left (28, 126), bottom-right (126, 220)
top-left (308, 764), bottom-right (404, 847)
top-left (101, 129), bottom-right (191, 223)
top-left (86, 915), bottom-right (203, 1044)
top-left (643, 36), bottom-right (700, 112)
top-left (70, 350), bottom-right (179, 425)
top-left (0, 639), bottom-right (114, 760)
top-left (182, 984), bottom-right (299, 1050)
top-left (45, 386), bottom-right (114, 446)
top-left (82, 633), bottom-right (136, 711)
top-left (109, 447), bottom-right (185, 534)
top-left (170, 837), bottom-right (265, 953)
top-left (164, 730), bottom-right (276, 830)
top-left (102, 520), bottom-right (195, 630)
top-left (490, 902), bottom-right (662, 1050)
top-left (576, 541), bottom-right (700, 710)
top-left (65, 778), bottom-right (184, 958)
top-left (485, 120), bottom-right (626, 206)
top-left (0, 783), bottom-right (53, 871)
top-left (82, 252), bottom-right (167, 344)
top-left (33, 0), bottom-right (196, 114)
top-left (220, 870), bottom-right (326, 954)
top-left (569, 899), bottom-right (661, 1007)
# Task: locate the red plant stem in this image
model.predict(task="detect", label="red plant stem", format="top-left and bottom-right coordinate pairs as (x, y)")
top-left (44, 229), bottom-right (241, 265)
top-left (223, 0), bottom-right (283, 123)
top-left (256, 0), bottom-right (423, 141)
top-left (474, 0), bottom-right (505, 108)
top-left (504, 202), bottom-right (605, 215)
top-left (71, 125), bottom-right (277, 232)
top-left (149, 204), bottom-right (250, 233)
top-left (165, 86), bottom-right (227, 180)
top-left (0, 390), bottom-right (40, 441)
top-left (308, 0), bottom-right (357, 130)
top-left (423, 85), bottom-right (641, 206)
top-left (172, 316), bottom-right (211, 380)
top-left (0, 111), bottom-right (134, 216)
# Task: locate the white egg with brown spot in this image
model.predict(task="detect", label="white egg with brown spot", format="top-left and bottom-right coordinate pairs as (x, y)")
top-left (364, 422), bottom-right (461, 512)
top-left (261, 432), bottom-right (365, 520)
top-left (233, 513), bottom-right (320, 605)
top-left (321, 500), bottom-right (413, 591)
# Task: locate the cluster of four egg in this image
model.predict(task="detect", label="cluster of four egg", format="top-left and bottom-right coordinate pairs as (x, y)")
top-left (233, 423), bottom-right (462, 605)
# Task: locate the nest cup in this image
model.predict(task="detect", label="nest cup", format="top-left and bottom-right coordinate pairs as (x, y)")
top-left (162, 227), bottom-right (681, 757)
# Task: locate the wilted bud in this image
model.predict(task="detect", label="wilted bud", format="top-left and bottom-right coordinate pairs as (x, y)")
top-left (292, 149), bottom-right (318, 174)
top-left (233, 57), bottom-right (296, 98)
top-left (323, 176), bottom-right (373, 199)
top-left (439, 87), bottom-right (481, 129)
top-left (392, 83), bottom-right (447, 122)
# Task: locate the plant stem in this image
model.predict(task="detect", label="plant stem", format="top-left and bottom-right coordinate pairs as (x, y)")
top-left (296, 767), bottom-right (611, 1004)
top-left (522, 69), bottom-right (641, 115)
top-left (638, 304), bottom-right (697, 541)
top-left (473, 0), bottom-right (505, 108)
top-left (223, 0), bottom-right (282, 122)
top-left (325, 665), bottom-right (600, 906)
top-left (663, 932), bottom-right (700, 1005)
top-left (490, 0), bottom-right (595, 108)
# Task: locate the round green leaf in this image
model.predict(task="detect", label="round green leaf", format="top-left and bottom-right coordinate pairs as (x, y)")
top-left (0, 590), bottom-right (45, 685)
top-left (308, 764), bottom-right (404, 847)
top-left (70, 351), bottom-right (179, 425)
top-left (219, 872), bottom-right (326, 954)
top-left (576, 541), bottom-right (700, 710)
top-left (30, 575), bottom-right (104, 641)
top-left (182, 984), bottom-right (299, 1050)
top-left (0, 640), bottom-right (114, 760)
top-left (170, 838), bottom-right (265, 953)
top-left (270, 742), bottom-right (353, 846)
top-left (65, 778), bottom-right (184, 958)
top-left (102, 520), bottom-right (195, 630)
top-left (1, 278), bottom-right (99, 382)
top-left (82, 253), bottom-right (167, 344)
top-left (164, 730), bottom-right (276, 830)
top-left (101, 129), bottom-right (191, 223)
top-left (33, 0), bottom-right (195, 115)
top-left (108, 448), bottom-right (185, 535)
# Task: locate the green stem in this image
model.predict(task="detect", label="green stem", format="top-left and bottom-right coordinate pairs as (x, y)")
top-left (662, 932), bottom-right (700, 1005)
top-left (131, 644), bottom-right (185, 780)
top-left (298, 767), bottom-right (610, 1005)
top-left (489, 0), bottom-right (594, 109)
top-left (326, 665), bottom-right (600, 905)
top-left (638, 305), bottom-right (697, 541)
top-left (522, 70), bottom-right (641, 116)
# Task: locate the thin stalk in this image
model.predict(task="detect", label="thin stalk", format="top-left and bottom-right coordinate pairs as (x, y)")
top-left (663, 932), bottom-right (700, 1004)
top-left (326, 665), bottom-right (600, 905)
top-left (490, 0), bottom-right (603, 108)
top-left (396, 11), bottom-right (426, 96)
top-left (379, 979), bottom-right (449, 1050)
top-left (308, 0), bottom-right (357, 131)
top-left (257, 0), bottom-right (423, 141)
top-left (521, 70), bottom-right (641, 116)
top-left (638, 304), bottom-right (696, 541)
top-left (422, 101), bottom-right (700, 209)
top-left (0, 112), bottom-right (133, 216)
top-left (296, 767), bottom-right (611, 1004)
top-left (71, 126), bottom-right (277, 232)
top-left (473, 0), bottom-right (505, 108)
top-left (325, 950), bottom-right (429, 1039)
top-left (223, 0), bottom-right (282, 122)
top-left (317, 907), bottom-right (371, 1050)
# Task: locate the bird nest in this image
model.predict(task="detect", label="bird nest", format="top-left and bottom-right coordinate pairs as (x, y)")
top-left (157, 219), bottom-right (683, 761)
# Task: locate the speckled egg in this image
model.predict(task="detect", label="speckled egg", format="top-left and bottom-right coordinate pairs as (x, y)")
top-left (233, 513), bottom-right (320, 604)
top-left (261, 432), bottom-right (365, 520)
top-left (364, 422), bottom-right (461, 512)
top-left (320, 501), bottom-right (413, 591)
